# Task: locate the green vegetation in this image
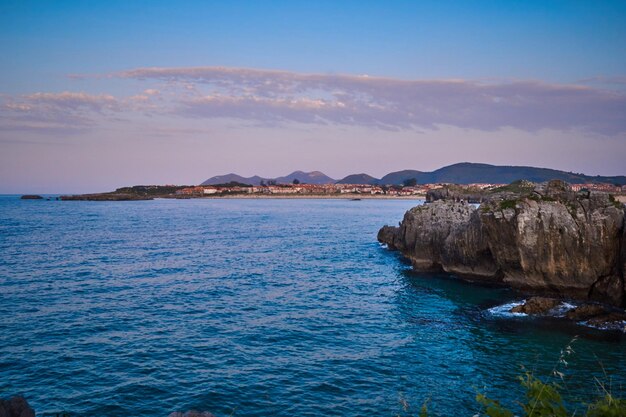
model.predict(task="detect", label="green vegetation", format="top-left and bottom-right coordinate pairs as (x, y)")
top-left (405, 339), bottom-right (626, 417)
top-left (608, 194), bottom-right (625, 209)
top-left (499, 199), bottom-right (518, 210)
top-left (490, 180), bottom-right (536, 194)
top-left (114, 185), bottom-right (190, 195)
top-left (472, 372), bottom-right (625, 417)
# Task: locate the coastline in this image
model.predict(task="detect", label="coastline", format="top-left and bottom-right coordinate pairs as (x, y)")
top-left (185, 194), bottom-right (426, 200)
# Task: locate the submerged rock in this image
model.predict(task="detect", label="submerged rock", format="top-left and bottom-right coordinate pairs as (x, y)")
top-left (565, 304), bottom-right (612, 321)
top-left (20, 195), bottom-right (43, 200)
top-left (0, 396), bottom-right (35, 417)
top-left (379, 180), bottom-right (626, 307)
top-left (586, 312), bottom-right (626, 329)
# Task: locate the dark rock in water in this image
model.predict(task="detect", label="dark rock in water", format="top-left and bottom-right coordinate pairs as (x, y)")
top-left (379, 180), bottom-right (626, 307)
top-left (510, 297), bottom-right (561, 315)
top-left (377, 225), bottom-right (401, 251)
top-left (20, 195), bottom-right (43, 200)
top-left (0, 396), bottom-right (35, 417)
top-left (499, 297), bottom-right (626, 330)
top-left (587, 311), bottom-right (626, 328)
top-left (168, 411), bottom-right (216, 417)
top-left (565, 304), bottom-right (611, 321)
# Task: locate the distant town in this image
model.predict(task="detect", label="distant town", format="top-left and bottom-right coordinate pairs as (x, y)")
top-left (176, 181), bottom-right (626, 198)
top-left (56, 163), bottom-right (626, 201)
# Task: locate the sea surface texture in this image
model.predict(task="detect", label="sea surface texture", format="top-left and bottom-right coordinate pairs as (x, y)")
top-left (1, 196), bottom-right (625, 416)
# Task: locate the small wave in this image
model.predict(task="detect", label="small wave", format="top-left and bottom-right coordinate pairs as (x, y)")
top-left (551, 301), bottom-right (577, 317)
top-left (486, 300), bottom-right (527, 318)
top-left (486, 300), bottom-right (626, 333)
top-left (486, 300), bottom-right (577, 319)
top-left (579, 320), bottom-right (626, 332)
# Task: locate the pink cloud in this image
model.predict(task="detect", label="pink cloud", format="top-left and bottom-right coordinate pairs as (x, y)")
top-left (0, 92), bottom-right (129, 133)
top-left (4, 68), bottom-right (626, 135)
top-left (110, 66), bottom-right (626, 135)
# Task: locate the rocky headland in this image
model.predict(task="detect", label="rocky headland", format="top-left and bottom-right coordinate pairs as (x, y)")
top-left (378, 180), bottom-right (626, 323)
top-left (60, 185), bottom-right (191, 201)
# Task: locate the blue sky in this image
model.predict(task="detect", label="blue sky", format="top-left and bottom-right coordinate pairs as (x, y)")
top-left (1, 1), bottom-right (625, 193)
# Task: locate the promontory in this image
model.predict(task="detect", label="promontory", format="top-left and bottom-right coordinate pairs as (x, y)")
top-left (378, 180), bottom-right (626, 308)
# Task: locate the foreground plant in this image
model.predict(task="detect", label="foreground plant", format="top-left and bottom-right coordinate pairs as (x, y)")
top-left (474, 372), bottom-right (625, 417)
top-left (414, 338), bottom-right (626, 417)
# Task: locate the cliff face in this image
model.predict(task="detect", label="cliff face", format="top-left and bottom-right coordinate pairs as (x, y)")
top-left (378, 181), bottom-right (626, 306)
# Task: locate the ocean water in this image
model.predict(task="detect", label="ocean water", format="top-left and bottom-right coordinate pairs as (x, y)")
top-left (0, 196), bottom-right (624, 417)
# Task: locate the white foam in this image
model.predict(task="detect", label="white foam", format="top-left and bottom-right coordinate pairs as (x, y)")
top-left (551, 301), bottom-right (577, 317)
top-left (580, 320), bottom-right (626, 332)
top-left (486, 300), bottom-right (626, 333)
top-left (486, 300), bottom-right (527, 318)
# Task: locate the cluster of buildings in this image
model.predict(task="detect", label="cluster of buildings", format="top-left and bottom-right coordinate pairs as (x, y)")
top-left (173, 182), bottom-right (517, 197)
top-left (175, 181), bottom-right (626, 198)
top-left (176, 183), bottom-right (438, 197)
top-left (570, 183), bottom-right (626, 193)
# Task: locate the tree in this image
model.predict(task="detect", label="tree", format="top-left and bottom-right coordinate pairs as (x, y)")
top-left (293, 179), bottom-right (300, 185)
top-left (403, 178), bottom-right (417, 187)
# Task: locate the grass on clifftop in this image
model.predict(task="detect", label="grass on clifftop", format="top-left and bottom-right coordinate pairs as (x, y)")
top-left (489, 180), bottom-right (536, 194)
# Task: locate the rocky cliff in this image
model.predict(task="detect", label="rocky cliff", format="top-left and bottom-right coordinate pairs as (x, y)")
top-left (378, 180), bottom-right (626, 307)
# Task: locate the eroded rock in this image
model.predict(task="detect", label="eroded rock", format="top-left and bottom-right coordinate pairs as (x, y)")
top-left (586, 312), bottom-right (626, 329)
top-left (379, 180), bottom-right (626, 307)
top-left (565, 304), bottom-right (611, 321)
top-left (510, 297), bottom-right (561, 315)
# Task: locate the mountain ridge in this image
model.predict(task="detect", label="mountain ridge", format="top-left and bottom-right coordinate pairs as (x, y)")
top-left (201, 171), bottom-right (336, 186)
top-left (201, 163), bottom-right (626, 186)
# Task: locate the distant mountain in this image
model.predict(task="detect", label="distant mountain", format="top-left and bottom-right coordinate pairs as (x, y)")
top-left (379, 170), bottom-right (424, 185)
top-left (379, 163), bottom-right (626, 185)
top-left (275, 171), bottom-right (336, 184)
top-left (201, 171), bottom-right (336, 186)
top-left (201, 163), bottom-right (626, 187)
top-left (336, 173), bottom-right (379, 185)
top-left (201, 173), bottom-right (265, 186)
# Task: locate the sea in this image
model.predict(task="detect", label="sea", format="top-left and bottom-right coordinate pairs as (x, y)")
top-left (1, 196), bottom-right (625, 416)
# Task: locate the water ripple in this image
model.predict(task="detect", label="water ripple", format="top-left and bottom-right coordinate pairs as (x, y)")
top-left (1, 197), bottom-right (625, 416)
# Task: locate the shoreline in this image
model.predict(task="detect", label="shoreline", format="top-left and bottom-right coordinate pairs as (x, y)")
top-left (174, 194), bottom-right (426, 200)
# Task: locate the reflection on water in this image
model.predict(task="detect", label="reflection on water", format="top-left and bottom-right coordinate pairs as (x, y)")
top-left (0, 196), bottom-right (624, 416)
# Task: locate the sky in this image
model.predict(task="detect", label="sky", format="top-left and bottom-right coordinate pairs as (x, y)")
top-left (1, 0), bottom-right (626, 193)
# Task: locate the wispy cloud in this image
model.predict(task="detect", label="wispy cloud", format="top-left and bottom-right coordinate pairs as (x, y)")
top-left (4, 67), bottom-right (626, 135)
top-left (577, 75), bottom-right (626, 86)
top-left (109, 66), bottom-right (626, 135)
top-left (23, 92), bottom-right (119, 111)
top-left (0, 92), bottom-right (124, 133)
